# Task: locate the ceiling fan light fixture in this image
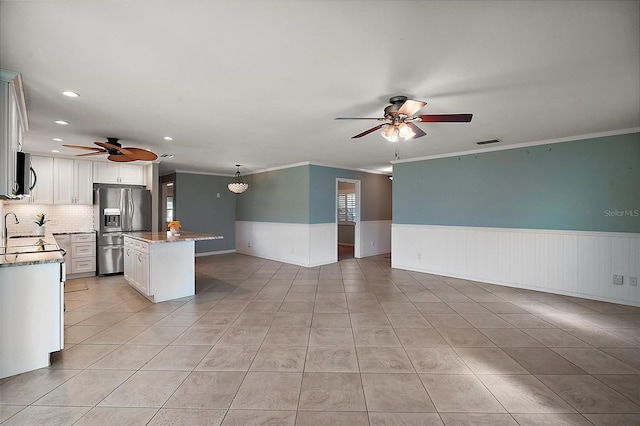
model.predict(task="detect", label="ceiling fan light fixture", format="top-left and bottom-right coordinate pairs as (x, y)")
top-left (228, 165), bottom-right (249, 194)
top-left (381, 124), bottom-right (399, 142)
top-left (398, 122), bottom-right (416, 140)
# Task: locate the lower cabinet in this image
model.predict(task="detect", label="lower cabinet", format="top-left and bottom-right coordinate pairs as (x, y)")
top-left (123, 235), bottom-right (195, 303)
top-left (0, 262), bottom-right (64, 378)
top-left (55, 232), bottom-right (96, 278)
top-left (124, 237), bottom-right (150, 297)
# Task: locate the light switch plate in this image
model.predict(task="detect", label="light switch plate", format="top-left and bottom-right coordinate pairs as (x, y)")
top-left (613, 275), bottom-right (624, 285)
top-left (630, 277), bottom-right (638, 287)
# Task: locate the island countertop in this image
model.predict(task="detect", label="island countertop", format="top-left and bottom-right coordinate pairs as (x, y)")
top-left (126, 231), bottom-right (224, 243)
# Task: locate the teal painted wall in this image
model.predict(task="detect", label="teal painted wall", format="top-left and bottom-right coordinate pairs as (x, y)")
top-left (175, 173), bottom-right (236, 253)
top-left (393, 133), bottom-right (640, 233)
top-left (235, 165), bottom-right (310, 224)
top-left (235, 164), bottom-right (392, 224)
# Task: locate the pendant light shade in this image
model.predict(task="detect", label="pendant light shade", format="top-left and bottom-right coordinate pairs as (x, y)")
top-left (228, 165), bottom-right (249, 194)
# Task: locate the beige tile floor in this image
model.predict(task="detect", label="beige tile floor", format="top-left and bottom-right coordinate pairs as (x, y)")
top-left (1, 253), bottom-right (640, 425)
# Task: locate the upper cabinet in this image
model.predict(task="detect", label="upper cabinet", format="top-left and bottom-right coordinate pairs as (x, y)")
top-left (0, 69), bottom-right (28, 199)
top-left (53, 158), bottom-right (93, 204)
top-left (93, 162), bottom-right (146, 186)
top-left (10, 157), bottom-right (94, 205)
top-left (31, 156), bottom-right (54, 204)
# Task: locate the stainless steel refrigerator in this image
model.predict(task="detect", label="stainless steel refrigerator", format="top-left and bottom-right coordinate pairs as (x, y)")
top-left (95, 186), bottom-right (151, 275)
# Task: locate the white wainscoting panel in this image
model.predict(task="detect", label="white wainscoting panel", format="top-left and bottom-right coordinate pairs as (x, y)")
top-left (236, 221), bottom-right (311, 267)
top-left (392, 224), bottom-right (640, 306)
top-left (237, 221), bottom-right (390, 267)
top-left (236, 221), bottom-right (336, 267)
top-left (360, 220), bottom-right (392, 258)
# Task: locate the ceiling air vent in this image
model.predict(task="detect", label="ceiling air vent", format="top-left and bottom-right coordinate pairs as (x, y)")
top-left (476, 139), bottom-right (501, 145)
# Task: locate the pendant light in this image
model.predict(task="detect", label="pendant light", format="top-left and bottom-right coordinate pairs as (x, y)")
top-left (228, 165), bottom-right (249, 194)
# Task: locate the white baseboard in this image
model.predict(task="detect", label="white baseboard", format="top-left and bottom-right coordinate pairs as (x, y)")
top-left (195, 249), bottom-right (236, 257)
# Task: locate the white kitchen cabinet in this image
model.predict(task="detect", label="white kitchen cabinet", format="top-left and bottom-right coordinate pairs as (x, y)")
top-left (56, 232), bottom-right (95, 277)
top-left (0, 69), bottom-right (28, 199)
top-left (93, 162), bottom-right (146, 185)
top-left (135, 251), bottom-right (150, 295)
top-left (124, 237), bottom-right (150, 296)
top-left (0, 261), bottom-right (64, 378)
top-left (124, 238), bottom-right (134, 282)
top-left (123, 235), bottom-right (196, 303)
top-left (53, 158), bottom-right (93, 205)
top-left (32, 156), bottom-right (54, 204)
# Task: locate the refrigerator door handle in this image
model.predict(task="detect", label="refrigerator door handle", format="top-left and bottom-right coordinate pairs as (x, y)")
top-left (119, 188), bottom-right (125, 230)
top-left (129, 189), bottom-right (134, 231)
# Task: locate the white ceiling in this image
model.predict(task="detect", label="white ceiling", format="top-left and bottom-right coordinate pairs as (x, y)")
top-left (1, 0), bottom-right (638, 176)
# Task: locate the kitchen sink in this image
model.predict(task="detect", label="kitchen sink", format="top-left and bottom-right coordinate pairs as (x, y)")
top-left (0, 246), bottom-right (62, 255)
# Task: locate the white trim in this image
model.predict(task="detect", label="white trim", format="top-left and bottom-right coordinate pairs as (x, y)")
top-left (391, 128), bottom-right (640, 164)
top-left (172, 170), bottom-right (233, 177)
top-left (195, 249), bottom-right (236, 257)
top-left (336, 178), bottom-right (361, 258)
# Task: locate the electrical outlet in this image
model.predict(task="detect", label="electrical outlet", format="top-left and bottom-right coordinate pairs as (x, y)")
top-left (371, 241), bottom-right (375, 246)
top-left (613, 274), bottom-right (624, 285)
top-left (216, 193), bottom-right (220, 198)
top-left (248, 242), bottom-right (251, 247)
top-left (630, 277), bottom-right (638, 287)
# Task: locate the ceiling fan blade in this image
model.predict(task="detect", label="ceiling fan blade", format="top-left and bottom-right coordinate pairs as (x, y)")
top-left (335, 117), bottom-right (384, 120)
top-left (352, 124), bottom-right (385, 139)
top-left (397, 99), bottom-right (427, 116)
top-left (76, 151), bottom-right (107, 157)
top-left (417, 113), bottom-right (473, 122)
top-left (108, 154), bottom-right (136, 162)
top-left (406, 122), bottom-right (427, 139)
top-left (122, 147), bottom-right (158, 161)
top-left (95, 141), bottom-right (134, 156)
top-left (62, 144), bottom-right (104, 151)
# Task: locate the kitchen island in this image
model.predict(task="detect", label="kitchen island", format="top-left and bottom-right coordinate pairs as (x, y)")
top-left (123, 231), bottom-right (223, 303)
top-left (0, 235), bottom-right (65, 378)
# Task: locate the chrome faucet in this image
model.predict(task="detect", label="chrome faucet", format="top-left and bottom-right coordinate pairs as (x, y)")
top-left (3, 212), bottom-right (20, 240)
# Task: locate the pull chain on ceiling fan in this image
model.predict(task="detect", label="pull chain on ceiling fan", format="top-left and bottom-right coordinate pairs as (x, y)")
top-left (63, 137), bottom-right (158, 162)
top-left (335, 96), bottom-right (473, 142)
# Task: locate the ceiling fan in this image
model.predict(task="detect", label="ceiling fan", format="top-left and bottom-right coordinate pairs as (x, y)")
top-left (63, 137), bottom-right (158, 162)
top-left (335, 95), bottom-right (473, 142)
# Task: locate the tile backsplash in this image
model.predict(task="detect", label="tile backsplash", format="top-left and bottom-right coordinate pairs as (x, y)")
top-left (2, 203), bottom-right (94, 234)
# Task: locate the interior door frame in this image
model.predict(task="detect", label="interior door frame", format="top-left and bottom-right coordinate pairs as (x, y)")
top-left (335, 178), bottom-right (361, 259)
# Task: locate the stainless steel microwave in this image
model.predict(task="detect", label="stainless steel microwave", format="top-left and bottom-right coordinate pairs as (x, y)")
top-left (15, 151), bottom-right (35, 197)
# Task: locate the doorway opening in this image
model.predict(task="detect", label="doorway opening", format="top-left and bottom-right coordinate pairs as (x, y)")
top-left (161, 181), bottom-right (174, 231)
top-left (336, 178), bottom-right (361, 261)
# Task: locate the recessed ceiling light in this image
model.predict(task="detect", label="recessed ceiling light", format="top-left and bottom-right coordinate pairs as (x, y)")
top-left (51, 150), bottom-right (60, 153)
top-left (61, 91), bottom-right (79, 98)
top-left (163, 136), bottom-right (173, 141)
top-left (52, 137), bottom-right (64, 142)
top-left (54, 120), bottom-right (69, 125)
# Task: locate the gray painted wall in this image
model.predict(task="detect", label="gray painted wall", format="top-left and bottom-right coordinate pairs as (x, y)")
top-left (393, 133), bottom-right (640, 232)
top-left (235, 164), bottom-right (393, 224)
top-left (235, 165), bottom-right (310, 224)
top-left (309, 165), bottom-right (392, 224)
top-left (174, 173), bottom-right (236, 253)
